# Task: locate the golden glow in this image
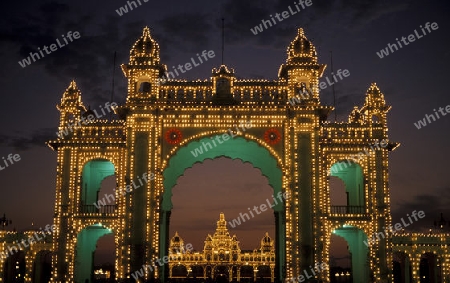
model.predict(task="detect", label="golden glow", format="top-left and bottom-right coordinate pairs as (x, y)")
top-left (0, 27), bottom-right (441, 283)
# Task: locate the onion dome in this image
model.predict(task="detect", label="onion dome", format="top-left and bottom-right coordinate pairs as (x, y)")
top-left (286, 28), bottom-right (318, 64)
top-left (262, 232), bottom-right (272, 244)
top-left (364, 83), bottom-right (388, 109)
top-left (129, 27), bottom-right (161, 66)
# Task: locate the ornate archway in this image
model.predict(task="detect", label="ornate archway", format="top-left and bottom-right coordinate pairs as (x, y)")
top-left (160, 135), bottom-right (285, 281)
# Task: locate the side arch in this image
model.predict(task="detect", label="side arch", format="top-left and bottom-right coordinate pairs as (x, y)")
top-left (80, 159), bottom-right (116, 205)
top-left (332, 225), bottom-right (370, 283)
top-left (74, 224), bottom-right (115, 283)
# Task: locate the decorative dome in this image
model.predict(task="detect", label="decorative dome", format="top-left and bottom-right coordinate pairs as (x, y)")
top-left (171, 231), bottom-right (183, 243)
top-left (262, 232), bottom-right (272, 244)
top-left (286, 28), bottom-right (317, 64)
top-left (212, 65), bottom-right (235, 76)
top-left (129, 27), bottom-right (161, 65)
top-left (364, 83), bottom-right (388, 109)
top-left (58, 80), bottom-right (85, 111)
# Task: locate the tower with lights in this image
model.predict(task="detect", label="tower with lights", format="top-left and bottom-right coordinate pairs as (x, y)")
top-left (43, 26), bottom-right (444, 283)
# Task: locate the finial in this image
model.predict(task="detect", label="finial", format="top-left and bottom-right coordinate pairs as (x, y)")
top-left (143, 26), bottom-right (151, 37)
top-left (368, 82), bottom-right (380, 93)
top-left (221, 18), bottom-right (225, 65)
top-left (298, 28), bottom-right (305, 37)
top-left (69, 80), bottom-right (77, 90)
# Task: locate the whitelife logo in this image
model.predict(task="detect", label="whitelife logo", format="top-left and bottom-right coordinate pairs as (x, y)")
top-left (130, 243), bottom-right (193, 280)
top-left (413, 104), bottom-right (450, 129)
top-left (250, 0), bottom-right (313, 35)
top-left (376, 22), bottom-right (438, 59)
top-left (93, 172), bottom-right (155, 209)
top-left (364, 210), bottom-right (425, 247)
top-left (288, 69), bottom-right (350, 106)
top-left (18, 31), bottom-right (81, 68)
top-left (56, 102), bottom-right (118, 139)
top-left (0, 153), bottom-right (21, 171)
top-left (228, 191), bottom-right (289, 228)
top-left (157, 50), bottom-right (215, 85)
top-left (190, 121), bottom-right (252, 158)
top-left (0, 224), bottom-right (56, 261)
top-left (115, 0), bottom-right (149, 16)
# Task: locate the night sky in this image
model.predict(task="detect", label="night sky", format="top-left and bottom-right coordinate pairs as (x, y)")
top-left (1, 0), bottom-right (450, 265)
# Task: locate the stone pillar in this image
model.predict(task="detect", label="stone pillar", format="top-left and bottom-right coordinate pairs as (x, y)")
top-left (271, 266), bottom-right (275, 283)
top-left (410, 254), bottom-right (420, 283)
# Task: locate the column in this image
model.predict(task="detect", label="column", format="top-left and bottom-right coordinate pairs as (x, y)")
top-left (410, 254), bottom-right (420, 283)
top-left (271, 266), bottom-right (275, 283)
top-left (404, 256), bottom-right (411, 283)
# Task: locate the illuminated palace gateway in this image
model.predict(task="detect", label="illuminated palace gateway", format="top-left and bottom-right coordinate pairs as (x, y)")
top-left (2, 27), bottom-right (450, 283)
top-left (167, 213), bottom-right (276, 282)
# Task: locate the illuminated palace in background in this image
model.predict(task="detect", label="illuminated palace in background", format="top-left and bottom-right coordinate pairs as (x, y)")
top-left (0, 27), bottom-right (450, 283)
top-left (167, 213), bottom-right (275, 282)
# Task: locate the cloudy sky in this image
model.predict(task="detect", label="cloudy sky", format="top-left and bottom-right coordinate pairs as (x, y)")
top-left (1, 0), bottom-right (450, 265)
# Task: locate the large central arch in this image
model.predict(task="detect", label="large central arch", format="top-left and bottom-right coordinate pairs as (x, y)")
top-left (160, 135), bottom-right (285, 281)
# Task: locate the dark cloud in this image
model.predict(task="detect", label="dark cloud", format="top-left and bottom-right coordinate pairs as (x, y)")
top-left (339, 0), bottom-right (410, 29)
top-left (0, 128), bottom-right (56, 150)
top-left (157, 12), bottom-right (214, 54)
top-left (0, 2), bottom-right (146, 107)
top-left (215, 0), bottom-right (411, 49)
top-left (391, 187), bottom-right (450, 232)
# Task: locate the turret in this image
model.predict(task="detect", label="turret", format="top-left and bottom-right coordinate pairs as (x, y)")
top-left (121, 27), bottom-right (167, 101)
top-left (359, 83), bottom-right (391, 126)
top-left (56, 80), bottom-right (86, 131)
top-left (278, 28), bottom-right (326, 103)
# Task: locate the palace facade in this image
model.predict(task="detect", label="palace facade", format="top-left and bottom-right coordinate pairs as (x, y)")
top-left (0, 27), bottom-right (449, 283)
top-left (167, 213), bottom-right (275, 282)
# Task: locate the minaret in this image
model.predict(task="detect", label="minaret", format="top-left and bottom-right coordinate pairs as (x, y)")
top-left (56, 80), bottom-right (85, 134)
top-left (278, 28), bottom-right (326, 103)
top-left (215, 212), bottom-right (229, 236)
top-left (121, 27), bottom-right (167, 104)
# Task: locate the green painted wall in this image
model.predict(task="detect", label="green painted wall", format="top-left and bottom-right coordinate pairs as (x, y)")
top-left (333, 226), bottom-right (369, 283)
top-left (298, 133), bottom-right (314, 270)
top-left (131, 132), bottom-right (149, 271)
top-left (81, 160), bottom-right (115, 205)
top-left (74, 225), bottom-right (112, 283)
top-left (330, 163), bottom-right (364, 206)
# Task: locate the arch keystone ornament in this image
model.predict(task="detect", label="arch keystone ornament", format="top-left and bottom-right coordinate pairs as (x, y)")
top-left (36, 26), bottom-right (449, 283)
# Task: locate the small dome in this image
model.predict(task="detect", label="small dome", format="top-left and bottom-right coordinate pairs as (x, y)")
top-left (171, 231), bottom-right (183, 243)
top-left (286, 28), bottom-right (317, 64)
top-left (212, 65), bottom-right (235, 76)
top-left (364, 83), bottom-right (387, 108)
top-left (129, 27), bottom-right (161, 65)
top-left (366, 83), bottom-right (382, 97)
top-left (262, 232), bottom-right (271, 243)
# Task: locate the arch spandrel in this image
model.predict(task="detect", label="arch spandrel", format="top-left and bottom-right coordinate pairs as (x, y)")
top-left (162, 136), bottom-right (283, 211)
